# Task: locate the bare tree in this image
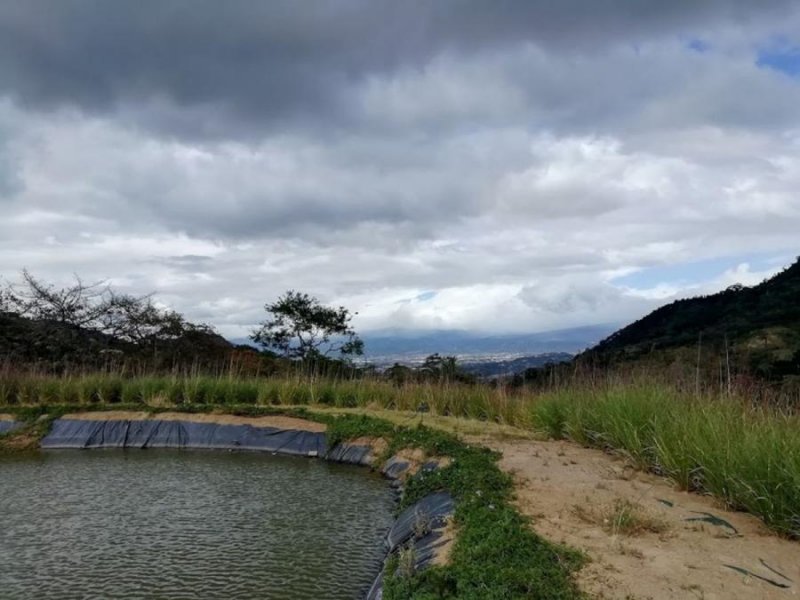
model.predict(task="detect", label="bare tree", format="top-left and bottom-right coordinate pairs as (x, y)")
top-left (4, 270), bottom-right (208, 348)
top-left (101, 293), bottom-right (182, 343)
top-left (4, 269), bottom-right (114, 329)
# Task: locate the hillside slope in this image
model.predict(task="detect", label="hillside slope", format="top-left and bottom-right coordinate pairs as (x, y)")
top-left (584, 257), bottom-right (800, 379)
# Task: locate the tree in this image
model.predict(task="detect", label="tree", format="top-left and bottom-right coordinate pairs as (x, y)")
top-left (250, 291), bottom-right (363, 360)
top-left (101, 292), bottom-right (190, 346)
top-left (4, 269), bottom-right (114, 329)
top-left (420, 353), bottom-right (461, 381)
top-left (1, 270), bottom-right (227, 369)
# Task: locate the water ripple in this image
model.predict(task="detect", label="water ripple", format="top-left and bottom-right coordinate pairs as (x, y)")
top-left (0, 450), bottom-right (396, 599)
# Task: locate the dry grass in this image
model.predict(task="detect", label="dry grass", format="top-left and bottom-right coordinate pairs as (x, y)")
top-left (574, 498), bottom-right (669, 537)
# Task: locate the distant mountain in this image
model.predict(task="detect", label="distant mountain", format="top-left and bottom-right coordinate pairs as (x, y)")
top-left (230, 324), bottom-right (616, 365)
top-left (360, 324), bottom-right (617, 364)
top-left (461, 353), bottom-right (573, 378)
top-left (584, 257), bottom-right (800, 380)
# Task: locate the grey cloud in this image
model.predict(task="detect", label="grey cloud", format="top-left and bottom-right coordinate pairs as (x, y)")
top-left (1, 3), bottom-right (800, 336)
top-left (0, 1), bottom-right (797, 139)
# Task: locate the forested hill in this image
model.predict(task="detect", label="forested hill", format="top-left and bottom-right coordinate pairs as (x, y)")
top-left (583, 257), bottom-right (800, 378)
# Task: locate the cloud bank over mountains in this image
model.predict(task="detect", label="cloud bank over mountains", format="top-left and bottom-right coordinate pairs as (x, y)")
top-left (1, 1), bottom-right (798, 337)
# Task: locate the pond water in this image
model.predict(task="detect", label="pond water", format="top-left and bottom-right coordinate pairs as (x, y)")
top-left (0, 450), bottom-right (396, 600)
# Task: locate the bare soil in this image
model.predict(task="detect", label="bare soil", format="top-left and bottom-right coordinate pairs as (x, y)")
top-left (469, 436), bottom-right (800, 600)
top-left (61, 411), bottom-right (327, 432)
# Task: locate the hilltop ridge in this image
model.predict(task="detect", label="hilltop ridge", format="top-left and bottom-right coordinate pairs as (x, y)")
top-left (583, 257), bottom-right (800, 380)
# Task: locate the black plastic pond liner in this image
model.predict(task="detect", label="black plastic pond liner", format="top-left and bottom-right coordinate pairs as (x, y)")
top-left (366, 491), bottom-right (456, 600)
top-left (42, 419), bottom-right (327, 457)
top-left (386, 491), bottom-right (455, 551)
top-left (326, 442), bottom-right (373, 465)
top-left (0, 420), bottom-right (21, 435)
top-left (382, 456), bottom-right (411, 479)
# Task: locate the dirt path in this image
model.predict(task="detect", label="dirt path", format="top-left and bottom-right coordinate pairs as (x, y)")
top-left (469, 436), bottom-right (800, 600)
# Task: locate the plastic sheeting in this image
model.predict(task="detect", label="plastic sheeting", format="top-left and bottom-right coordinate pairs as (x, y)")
top-left (42, 419), bottom-right (327, 457)
top-left (326, 443), bottom-right (374, 465)
top-left (0, 420), bottom-right (21, 435)
top-left (386, 491), bottom-right (455, 551)
top-left (366, 491), bottom-right (456, 600)
top-left (381, 456), bottom-right (411, 479)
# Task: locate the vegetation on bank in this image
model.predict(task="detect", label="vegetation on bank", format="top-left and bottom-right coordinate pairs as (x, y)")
top-left (2, 372), bottom-right (799, 540)
top-left (0, 404), bottom-right (585, 600)
top-left (532, 387), bottom-right (800, 538)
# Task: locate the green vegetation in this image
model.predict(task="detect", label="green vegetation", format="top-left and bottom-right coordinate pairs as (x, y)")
top-left (373, 420), bottom-right (585, 599)
top-left (532, 385), bottom-right (800, 538)
top-left (0, 373), bottom-right (530, 424)
top-left (0, 270), bottom-right (243, 372)
top-left (3, 372), bottom-right (799, 540)
top-left (584, 257), bottom-right (800, 382)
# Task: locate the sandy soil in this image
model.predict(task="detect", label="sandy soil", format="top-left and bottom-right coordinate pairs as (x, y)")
top-left (61, 411), bottom-right (327, 432)
top-left (0, 413), bottom-right (14, 421)
top-left (468, 436), bottom-right (800, 600)
top-left (348, 436), bottom-right (389, 459)
top-left (432, 517), bottom-right (457, 567)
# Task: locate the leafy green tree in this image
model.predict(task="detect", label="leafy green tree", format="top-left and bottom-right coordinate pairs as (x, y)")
top-left (250, 291), bottom-right (364, 360)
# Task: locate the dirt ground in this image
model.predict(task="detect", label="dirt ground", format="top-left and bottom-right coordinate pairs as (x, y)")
top-left (0, 413), bottom-right (14, 421)
top-left (61, 411), bottom-right (327, 432)
top-left (469, 435), bottom-right (800, 600)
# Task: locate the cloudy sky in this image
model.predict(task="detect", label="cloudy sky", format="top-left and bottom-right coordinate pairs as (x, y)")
top-left (1, 1), bottom-right (799, 338)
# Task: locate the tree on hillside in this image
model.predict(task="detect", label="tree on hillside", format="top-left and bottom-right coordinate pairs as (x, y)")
top-left (1, 270), bottom-right (228, 368)
top-left (250, 291), bottom-right (364, 360)
top-left (4, 270), bottom-right (114, 329)
top-left (101, 292), bottom-right (191, 344)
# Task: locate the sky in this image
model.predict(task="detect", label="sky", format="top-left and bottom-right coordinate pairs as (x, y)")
top-left (0, 1), bottom-right (799, 339)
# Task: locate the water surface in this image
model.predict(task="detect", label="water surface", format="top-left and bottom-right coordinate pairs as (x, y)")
top-left (0, 450), bottom-right (395, 599)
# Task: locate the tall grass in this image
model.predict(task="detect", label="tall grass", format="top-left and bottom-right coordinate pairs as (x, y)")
top-left (531, 385), bottom-right (800, 538)
top-left (1, 371), bottom-right (798, 538)
top-left (0, 372), bottom-right (528, 422)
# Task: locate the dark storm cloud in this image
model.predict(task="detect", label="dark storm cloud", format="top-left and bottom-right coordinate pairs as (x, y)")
top-left (0, 0), bottom-right (793, 138)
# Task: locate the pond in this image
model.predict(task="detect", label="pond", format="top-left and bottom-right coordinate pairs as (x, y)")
top-left (0, 450), bottom-right (396, 599)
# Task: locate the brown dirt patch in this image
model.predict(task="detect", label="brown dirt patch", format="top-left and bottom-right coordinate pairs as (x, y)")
top-left (61, 411), bottom-right (326, 432)
top-left (468, 435), bottom-right (800, 600)
top-left (0, 413), bottom-right (15, 421)
top-left (431, 517), bottom-right (457, 567)
top-left (1, 426), bottom-right (41, 451)
top-left (389, 448), bottom-right (452, 481)
top-left (349, 436), bottom-right (389, 457)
